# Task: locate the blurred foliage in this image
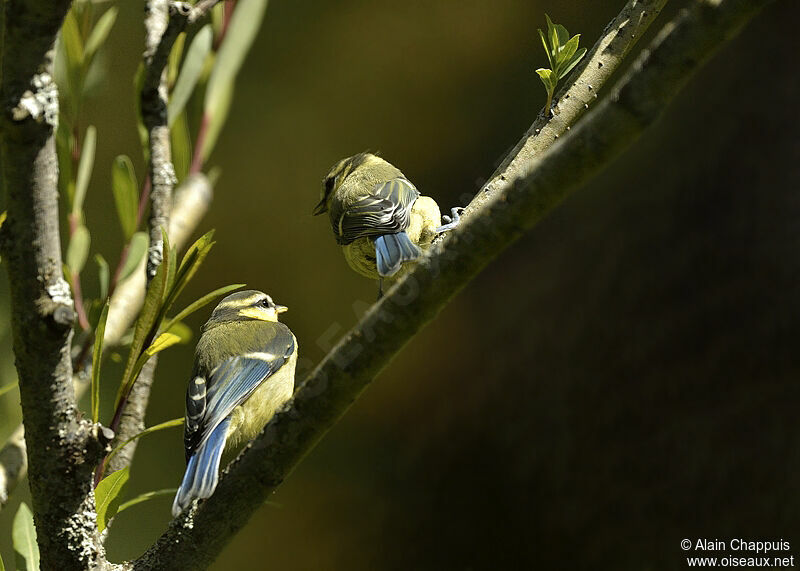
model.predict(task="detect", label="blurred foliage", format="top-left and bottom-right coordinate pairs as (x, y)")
top-left (1, 0), bottom-right (798, 569)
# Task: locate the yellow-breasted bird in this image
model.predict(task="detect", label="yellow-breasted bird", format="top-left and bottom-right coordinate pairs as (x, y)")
top-left (314, 153), bottom-right (461, 285)
top-left (172, 290), bottom-right (297, 516)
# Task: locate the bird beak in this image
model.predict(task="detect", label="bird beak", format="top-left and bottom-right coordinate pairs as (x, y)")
top-left (312, 199), bottom-right (327, 216)
top-left (275, 304), bottom-right (288, 314)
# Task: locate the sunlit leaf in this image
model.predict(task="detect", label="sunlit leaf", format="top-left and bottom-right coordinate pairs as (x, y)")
top-left (95, 253), bottom-right (109, 300)
top-left (171, 112), bottom-right (192, 182)
top-left (165, 321), bottom-right (192, 343)
top-left (169, 24), bottom-right (213, 126)
top-left (112, 155), bottom-right (139, 240)
top-left (118, 232), bottom-right (148, 283)
top-left (203, 0), bottom-right (268, 157)
top-left (160, 230), bottom-right (216, 320)
top-left (73, 125), bottom-right (97, 216)
top-left (538, 29), bottom-right (553, 68)
top-left (557, 34), bottom-right (581, 71)
top-left (146, 332), bottom-right (182, 356)
top-left (67, 224), bottom-right (91, 275)
top-left (61, 9), bottom-right (84, 108)
top-left (117, 488), bottom-right (179, 514)
top-left (84, 7), bottom-right (118, 61)
top-left (559, 47), bottom-right (587, 80)
top-left (12, 502), bottom-right (39, 571)
top-left (91, 300), bottom-right (110, 423)
top-left (162, 283), bottom-right (244, 334)
top-left (202, 81), bottom-right (232, 161)
top-left (95, 467), bottom-right (129, 532)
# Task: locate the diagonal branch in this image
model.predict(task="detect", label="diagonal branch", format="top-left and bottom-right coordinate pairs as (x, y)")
top-left (0, 0), bottom-right (109, 567)
top-left (132, 0), bottom-right (774, 567)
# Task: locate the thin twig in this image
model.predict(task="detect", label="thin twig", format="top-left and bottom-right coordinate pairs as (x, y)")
top-left (131, 0), bottom-right (773, 567)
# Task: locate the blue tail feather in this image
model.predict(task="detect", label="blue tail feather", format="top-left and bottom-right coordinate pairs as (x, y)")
top-left (375, 232), bottom-right (421, 277)
top-left (172, 418), bottom-right (230, 516)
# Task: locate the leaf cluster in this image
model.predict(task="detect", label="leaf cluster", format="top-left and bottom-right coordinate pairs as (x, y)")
top-left (535, 14), bottom-right (587, 113)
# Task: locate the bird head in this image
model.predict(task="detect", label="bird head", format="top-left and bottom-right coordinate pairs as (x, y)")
top-left (314, 152), bottom-right (377, 215)
top-left (206, 290), bottom-right (288, 327)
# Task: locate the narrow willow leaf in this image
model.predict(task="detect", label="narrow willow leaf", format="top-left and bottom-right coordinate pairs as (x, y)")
top-left (84, 7), bottom-right (118, 61)
top-left (165, 320), bottom-right (193, 343)
top-left (555, 23), bottom-right (570, 47)
top-left (557, 34), bottom-right (581, 71)
top-left (117, 488), bottom-right (179, 514)
top-left (146, 332), bottom-right (182, 356)
top-left (95, 467), bottom-right (130, 533)
top-left (73, 125), bottom-right (97, 215)
top-left (0, 211), bottom-right (6, 226)
top-left (205, 0), bottom-right (267, 113)
top-left (56, 122), bottom-right (75, 203)
top-left (91, 301), bottom-right (110, 423)
top-left (559, 47), bottom-right (587, 80)
top-left (169, 25), bottom-right (213, 126)
top-left (67, 224), bottom-right (91, 275)
top-left (202, 81), bottom-right (233, 161)
top-left (161, 230), bottom-right (216, 319)
top-left (112, 155), bottom-right (139, 240)
top-left (168, 32), bottom-right (187, 88)
top-left (12, 502), bottom-right (39, 571)
top-left (170, 111), bottom-right (192, 182)
top-left (61, 9), bottom-right (84, 104)
top-left (0, 380), bottom-right (18, 399)
top-left (118, 232), bottom-right (148, 283)
top-left (107, 419), bottom-right (184, 466)
top-left (162, 283), bottom-right (245, 333)
top-left (95, 253), bottom-right (109, 300)
top-left (1, 548), bottom-right (5, 571)
top-left (538, 29), bottom-right (553, 68)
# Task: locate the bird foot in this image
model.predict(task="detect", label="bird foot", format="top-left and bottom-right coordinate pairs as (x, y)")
top-left (436, 207), bottom-right (464, 233)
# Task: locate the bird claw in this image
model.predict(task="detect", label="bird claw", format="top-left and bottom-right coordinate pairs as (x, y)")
top-left (436, 207), bottom-right (464, 233)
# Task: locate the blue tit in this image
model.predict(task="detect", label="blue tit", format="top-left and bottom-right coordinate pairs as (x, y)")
top-left (172, 290), bottom-right (297, 516)
top-left (313, 153), bottom-right (461, 285)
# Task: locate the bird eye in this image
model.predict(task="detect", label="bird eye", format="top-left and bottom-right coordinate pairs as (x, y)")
top-left (260, 298), bottom-right (271, 308)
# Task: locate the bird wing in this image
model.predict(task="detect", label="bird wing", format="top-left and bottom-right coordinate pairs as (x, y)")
top-left (332, 177), bottom-right (420, 245)
top-left (183, 322), bottom-right (295, 459)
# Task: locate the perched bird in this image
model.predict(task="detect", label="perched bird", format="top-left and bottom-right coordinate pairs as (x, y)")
top-left (314, 153), bottom-right (461, 286)
top-left (172, 290), bottom-right (297, 516)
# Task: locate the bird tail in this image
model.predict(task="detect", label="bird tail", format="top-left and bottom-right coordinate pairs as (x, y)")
top-left (375, 232), bottom-right (421, 277)
top-left (172, 418), bottom-right (230, 517)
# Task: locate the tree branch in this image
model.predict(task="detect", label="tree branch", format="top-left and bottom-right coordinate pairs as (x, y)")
top-left (132, 0), bottom-right (773, 567)
top-left (0, 173), bottom-right (212, 510)
top-left (0, 0), bottom-right (109, 567)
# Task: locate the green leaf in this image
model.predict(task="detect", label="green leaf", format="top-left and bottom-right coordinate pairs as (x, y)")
top-left (61, 10), bottom-right (84, 107)
top-left (203, 0), bottom-right (268, 158)
top-left (117, 488), bottom-right (179, 514)
top-left (107, 419), bottom-right (184, 467)
top-left (67, 224), bottom-right (91, 275)
top-left (84, 7), bottom-right (118, 61)
top-left (535, 67), bottom-right (554, 88)
top-left (56, 122), bottom-right (75, 203)
top-left (170, 111), bottom-right (192, 182)
top-left (202, 81), bottom-right (232, 161)
top-left (73, 125), bottom-right (97, 216)
top-left (91, 300), bottom-right (110, 423)
top-left (146, 332), bottom-right (182, 355)
top-left (165, 320), bottom-right (193, 344)
top-left (205, 0), bottom-right (267, 113)
top-left (116, 232), bottom-right (170, 407)
top-left (169, 24), bottom-right (213, 127)
top-left (557, 34), bottom-right (581, 71)
top-left (538, 29), bottom-right (553, 68)
top-left (12, 502), bottom-right (39, 571)
top-left (554, 23), bottom-right (570, 47)
top-left (161, 230), bottom-right (216, 320)
top-left (162, 283), bottom-right (244, 333)
top-left (168, 31), bottom-right (187, 88)
top-left (1, 548), bottom-right (5, 571)
top-left (112, 155), bottom-right (139, 240)
top-left (118, 232), bottom-right (148, 283)
top-left (559, 47), bottom-right (587, 80)
top-left (95, 253), bottom-right (109, 300)
top-left (95, 467), bottom-right (129, 533)
top-left (0, 380), bottom-right (18, 399)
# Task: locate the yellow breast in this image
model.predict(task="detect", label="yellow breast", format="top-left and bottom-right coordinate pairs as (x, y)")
top-left (224, 344), bottom-right (297, 449)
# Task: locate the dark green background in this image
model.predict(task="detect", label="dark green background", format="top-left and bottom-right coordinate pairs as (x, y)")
top-left (1, 0), bottom-right (798, 568)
